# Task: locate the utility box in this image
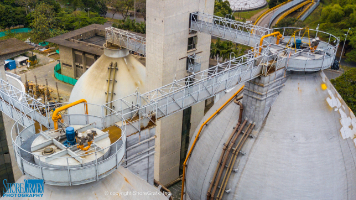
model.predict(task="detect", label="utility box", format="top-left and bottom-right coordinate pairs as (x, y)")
top-left (4, 60), bottom-right (16, 70)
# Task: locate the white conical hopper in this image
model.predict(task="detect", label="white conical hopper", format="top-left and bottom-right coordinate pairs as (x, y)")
top-left (68, 46), bottom-right (145, 117)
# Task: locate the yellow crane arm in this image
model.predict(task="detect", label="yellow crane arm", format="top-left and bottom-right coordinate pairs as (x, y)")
top-left (52, 99), bottom-right (88, 130)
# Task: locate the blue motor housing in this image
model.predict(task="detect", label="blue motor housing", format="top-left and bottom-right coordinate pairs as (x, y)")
top-left (63, 127), bottom-right (76, 147)
top-left (296, 39), bottom-right (302, 49)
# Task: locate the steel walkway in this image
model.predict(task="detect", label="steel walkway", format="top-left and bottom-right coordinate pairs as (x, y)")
top-left (0, 14), bottom-right (339, 141)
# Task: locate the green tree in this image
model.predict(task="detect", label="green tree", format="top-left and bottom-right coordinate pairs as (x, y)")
top-left (56, 10), bottom-right (107, 31)
top-left (331, 68), bottom-right (356, 113)
top-left (0, 4), bottom-right (27, 29)
top-left (108, 0), bottom-right (134, 21)
top-left (214, 0), bottom-right (235, 20)
top-left (321, 4), bottom-right (344, 23)
top-left (113, 18), bottom-right (145, 34)
top-left (30, 3), bottom-right (60, 43)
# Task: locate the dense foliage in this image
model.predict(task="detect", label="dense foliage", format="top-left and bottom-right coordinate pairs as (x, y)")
top-left (113, 18), bottom-right (145, 34)
top-left (316, 0), bottom-right (356, 62)
top-left (331, 68), bottom-right (356, 113)
top-left (214, 0), bottom-right (235, 20)
top-left (0, 0), bottom-right (107, 43)
top-left (58, 0), bottom-right (107, 16)
top-left (210, 38), bottom-right (248, 61)
top-left (268, 0), bottom-right (289, 8)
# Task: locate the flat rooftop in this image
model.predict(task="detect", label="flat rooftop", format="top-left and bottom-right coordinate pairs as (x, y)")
top-left (47, 24), bottom-right (146, 56)
top-left (46, 24), bottom-right (111, 56)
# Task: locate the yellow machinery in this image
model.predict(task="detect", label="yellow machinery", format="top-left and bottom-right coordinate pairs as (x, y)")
top-left (52, 99), bottom-right (88, 130)
top-left (285, 28), bottom-right (313, 52)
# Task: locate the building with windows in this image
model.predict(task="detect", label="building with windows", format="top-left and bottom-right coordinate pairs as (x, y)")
top-left (47, 24), bottom-right (110, 79)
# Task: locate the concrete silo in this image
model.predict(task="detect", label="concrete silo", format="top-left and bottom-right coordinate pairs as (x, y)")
top-left (184, 71), bottom-right (356, 200)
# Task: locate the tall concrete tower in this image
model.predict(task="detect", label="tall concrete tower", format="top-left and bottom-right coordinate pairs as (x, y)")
top-left (146, 0), bottom-right (215, 185)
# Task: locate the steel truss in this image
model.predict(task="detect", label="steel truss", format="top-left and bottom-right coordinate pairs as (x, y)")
top-left (190, 12), bottom-right (271, 47)
top-left (105, 27), bottom-right (146, 56)
top-left (102, 46), bottom-right (287, 136)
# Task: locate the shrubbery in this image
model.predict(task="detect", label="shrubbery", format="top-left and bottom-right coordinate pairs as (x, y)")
top-left (113, 18), bottom-right (146, 34)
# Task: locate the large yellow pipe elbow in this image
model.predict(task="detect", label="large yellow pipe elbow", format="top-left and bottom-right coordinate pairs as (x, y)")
top-left (259, 31), bottom-right (283, 54)
top-left (52, 99), bottom-right (88, 130)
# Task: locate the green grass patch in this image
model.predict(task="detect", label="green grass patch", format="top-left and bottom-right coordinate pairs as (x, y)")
top-left (303, 3), bottom-right (324, 29)
top-left (233, 6), bottom-right (268, 20)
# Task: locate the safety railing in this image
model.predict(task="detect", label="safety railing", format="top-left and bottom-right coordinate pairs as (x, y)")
top-left (11, 104), bottom-right (127, 186)
top-left (105, 27), bottom-right (146, 56)
top-left (190, 12), bottom-right (272, 46)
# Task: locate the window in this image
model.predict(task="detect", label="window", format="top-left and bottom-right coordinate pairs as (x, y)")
top-left (189, 13), bottom-right (198, 34)
top-left (62, 63), bottom-right (72, 68)
top-left (187, 36), bottom-right (197, 51)
top-left (75, 53), bottom-right (82, 64)
top-left (186, 56), bottom-right (195, 71)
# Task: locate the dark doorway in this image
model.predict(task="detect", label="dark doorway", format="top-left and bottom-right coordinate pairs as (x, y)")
top-left (179, 107), bottom-right (192, 175)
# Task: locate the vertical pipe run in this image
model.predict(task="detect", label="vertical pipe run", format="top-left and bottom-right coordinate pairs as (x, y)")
top-left (181, 86), bottom-right (244, 200)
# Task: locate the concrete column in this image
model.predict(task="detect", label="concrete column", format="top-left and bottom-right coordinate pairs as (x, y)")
top-left (72, 49), bottom-right (76, 78)
top-left (2, 113), bottom-right (22, 181)
top-left (0, 58), bottom-right (8, 82)
top-left (146, 0), bottom-right (215, 185)
top-left (242, 68), bottom-right (287, 130)
top-left (82, 53), bottom-right (86, 75)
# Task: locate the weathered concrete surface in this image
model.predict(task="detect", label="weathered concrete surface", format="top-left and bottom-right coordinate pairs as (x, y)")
top-left (185, 72), bottom-right (356, 200)
top-left (2, 166), bottom-right (168, 200)
top-left (2, 114), bottom-right (22, 182)
top-left (185, 85), bottom-right (244, 200)
top-left (146, 0), bottom-right (215, 185)
top-left (242, 68), bottom-right (286, 129)
top-left (124, 127), bottom-right (156, 185)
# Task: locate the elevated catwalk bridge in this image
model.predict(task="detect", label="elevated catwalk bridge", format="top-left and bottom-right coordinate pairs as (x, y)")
top-left (2, 13), bottom-right (339, 137)
top-left (0, 14), bottom-right (339, 185)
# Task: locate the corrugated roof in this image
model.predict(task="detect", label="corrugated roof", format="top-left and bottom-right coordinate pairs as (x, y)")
top-left (0, 38), bottom-right (34, 57)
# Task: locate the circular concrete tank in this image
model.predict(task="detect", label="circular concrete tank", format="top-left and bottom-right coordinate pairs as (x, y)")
top-left (69, 46), bottom-right (145, 116)
top-left (185, 72), bottom-right (356, 200)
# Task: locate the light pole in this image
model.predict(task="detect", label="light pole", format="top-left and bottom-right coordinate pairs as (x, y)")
top-left (87, 8), bottom-right (90, 18)
top-left (339, 28), bottom-right (351, 64)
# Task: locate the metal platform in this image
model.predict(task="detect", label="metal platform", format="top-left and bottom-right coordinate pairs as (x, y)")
top-left (0, 14), bottom-right (340, 187)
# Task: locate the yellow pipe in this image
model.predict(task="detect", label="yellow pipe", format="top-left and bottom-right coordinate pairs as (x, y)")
top-left (258, 31), bottom-right (283, 54)
top-left (253, 0), bottom-right (292, 27)
top-left (276, 0), bottom-right (311, 25)
top-left (52, 99), bottom-right (88, 130)
top-left (180, 85), bottom-right (244, 200)
top-left (297, 1), bottom-right (314, 19)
